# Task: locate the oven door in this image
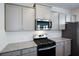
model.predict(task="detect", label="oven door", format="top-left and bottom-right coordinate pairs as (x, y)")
top-left (38, 46), bottom-right (56, 56)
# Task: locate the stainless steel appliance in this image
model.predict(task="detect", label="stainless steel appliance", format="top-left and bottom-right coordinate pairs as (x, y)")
top-left (35, 19), bottom-right (52, 30)
top-left (62, 22), bottom-right (79, 56)
top-left (33, 35), bottom-right (56, 56)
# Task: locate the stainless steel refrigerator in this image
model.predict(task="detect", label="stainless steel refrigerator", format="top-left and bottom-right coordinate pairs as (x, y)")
top-left (62, 22), bottom-right (79, 56)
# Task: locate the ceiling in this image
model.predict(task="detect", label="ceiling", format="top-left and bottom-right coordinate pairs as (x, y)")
top-left (14, 3), bottom-right (79, 10)
top-left (43, 3), bottom-right (79, 10)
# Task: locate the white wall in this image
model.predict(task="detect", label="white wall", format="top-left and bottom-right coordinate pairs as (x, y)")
top-left (0, 3), bottom-right (8, 51)
top-left (6, 31), bottom-right (61, 44)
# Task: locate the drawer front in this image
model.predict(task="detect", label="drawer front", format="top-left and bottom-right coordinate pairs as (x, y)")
top-left (22, 52), bottom-right (37, 56)
top-left (56, 42), bottom-right (64, 46)
top-left (0, 50), bottom-right (21, 56)
top-left (22, 47), bottom-right (37, 54)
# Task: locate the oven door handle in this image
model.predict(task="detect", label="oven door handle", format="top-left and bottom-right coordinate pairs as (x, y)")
top-left (38, 45), bottom-right (56, 51)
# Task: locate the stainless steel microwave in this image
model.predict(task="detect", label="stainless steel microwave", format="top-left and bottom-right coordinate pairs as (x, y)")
top-left (35, 19), bottom-right (52, 30)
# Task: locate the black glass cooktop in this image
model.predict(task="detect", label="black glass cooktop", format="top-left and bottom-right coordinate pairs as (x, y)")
top-left (34, 38), bottom-right (53, 45)
top-left (33, 38), bottom-right (56, 48)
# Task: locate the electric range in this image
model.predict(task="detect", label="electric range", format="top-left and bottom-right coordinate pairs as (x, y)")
top-left (33, 37), bottom-right (56, 56)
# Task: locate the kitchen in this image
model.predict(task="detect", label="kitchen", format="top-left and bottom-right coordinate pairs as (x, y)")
top-left (0, 3), bottom-right (78, 56)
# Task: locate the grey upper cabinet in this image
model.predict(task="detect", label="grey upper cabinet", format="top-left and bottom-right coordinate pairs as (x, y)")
top-left (59, 13), bottom-right (66, 30)
top-left (23, 7), bottom-right (35, 31)
top-left (66, 14), bottom-right (71, 22)
top-left (36, 4), bottom-right (51, 20)
top-left (5, 4), bottom-right (35, 31)
top-left (51, 12), bottom-right (59, 30)
top-left (5, 4), bottom-right (22, 32)
top-left (71, 15), bottom-right (76, 22)
top-left (66, 14), bottom-right (76, 23)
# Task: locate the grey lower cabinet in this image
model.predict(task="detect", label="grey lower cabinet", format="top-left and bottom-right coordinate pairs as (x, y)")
top-left (56, 40), bottom-right (71, 56)
top-left (56, 42), bottom-right (64, 56)
top-left (64, 40), bottom-right (71, 56)
top-left (0, 50), bottom-right (21, 56)
top-left (0, 47), bottom-right (37, 56)
top-left (22, 52), bottom-right (36, 56)
top-left (21, 47), bottom-right (37, 56)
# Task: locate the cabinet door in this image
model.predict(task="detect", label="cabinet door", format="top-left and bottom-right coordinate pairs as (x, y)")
top-left (71, 15), bottom-right (76, 22)
top-left (0, 50), bottom-right (21, 56)
top-left (22, 52), bottom-right (37, 56)
top-left (66, 14), bottom-right (71, 22)
top-left (5, 4), bottom-right (22, 32)
top-left (36, 4), bottom-right (51, 20)
top-left (59, 13), bottom-right (66, 30)
top-left (22, 47), bottom-right (37, 54)
top-left (22, 47), bottom-right (37, 56)
top-left (64, 40), bottom-right (71, 56)
top-left (56, 42), bottom-right (64, 56)
top-left (23, 7), bottom-right (35, 31)
top-left (51, 12), bottom-right (59, 30)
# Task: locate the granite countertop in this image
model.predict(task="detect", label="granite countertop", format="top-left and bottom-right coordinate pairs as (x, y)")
top-left (49, 37), bottom-right (71, 42)
top-left (0, 37), bottom-right (71, 53)
top-left (0, 40), bottom-right (37, 53)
